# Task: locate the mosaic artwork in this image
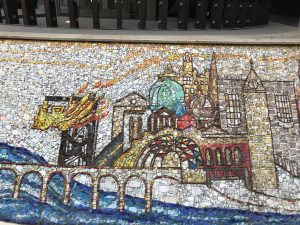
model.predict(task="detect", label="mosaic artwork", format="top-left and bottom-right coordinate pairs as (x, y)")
top-left (0, 40), bottom-right (300, 224)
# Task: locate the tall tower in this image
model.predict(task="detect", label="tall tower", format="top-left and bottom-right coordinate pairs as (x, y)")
top-left (243, 60), bottom-right (277, 191)
top-left (208, 52), bottom-right (219, 104)
top-left (179, 53), bottom-right (198, 101)
top-left (208, 52), bottom-right (221, 126)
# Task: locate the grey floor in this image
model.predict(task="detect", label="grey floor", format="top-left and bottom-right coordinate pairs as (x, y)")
top-left (0, 9), bottom-right (299, 44)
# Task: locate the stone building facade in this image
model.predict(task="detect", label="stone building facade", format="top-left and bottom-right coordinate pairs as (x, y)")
top-left (111, 53), bottom-right (300, 192)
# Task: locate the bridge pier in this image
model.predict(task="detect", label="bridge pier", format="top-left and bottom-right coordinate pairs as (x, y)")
top-left (0, 164), bottom-right (182, 213)
top-left (145, 182), bottom-right (152, 213)
top-left (40, 176), bottom-right (49, 203)
top-left (13, 175), bottom-right (22, 199)
top-left (92, 180), bottom-right (99, 209)
top-left (63, 177), bottom-right (72, 205)
top-left (118, 184), bottom-right (125, 213)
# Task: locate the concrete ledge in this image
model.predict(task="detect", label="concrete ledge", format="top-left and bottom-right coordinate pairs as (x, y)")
top-left (0, 21), bottom-right (299, 45)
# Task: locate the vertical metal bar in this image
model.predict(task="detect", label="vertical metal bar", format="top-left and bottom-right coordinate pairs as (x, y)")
top-left (55, 0), bottom-right (61, 16)
top-left (235, 0), bottom-right (248, 28)
top-left (263, 0), bottom-right (272, 24)
top-left (223, 0), bottom-right (237, 28)
top-left (195, 0), bottom-right (208, 29)
top-left (92, 0), bottom-right (100, 29)
top-left (146, 0), bottom-right (156, 20)
top-left (2, 0), bottom-right (19, 24)
top-left (255, 0), bottom-right (263, 26)
top-left (138, 0), bottom-right (147, 29)
top-left (123, 0), bottom-right (131, 19)
top-left (58, 131), bottom-right (68, 166)
top-left (178, 0), bottom-right (190, 30)
top-left (0, 5), bottom-right (2, 23)
top-left (210, 0), bottom-right (225, 29)
top-left (116, 0), bottom-right (123, 29)
top-left (158, 0), bottom-right (168, 29)
top-left (67, 0), bottom-right (79, 28)
top-left (246, 0), bottom-right (256, 27)
top-left (261, 0), bottom-right (267, 24)
top-left (44, 0), bottom-right (57, 27)
top-left (20, 0), bottom-right (37, 26)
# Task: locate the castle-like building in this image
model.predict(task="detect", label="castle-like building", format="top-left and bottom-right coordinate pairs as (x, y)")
top-left (108, 53), bottom-right (300, 192)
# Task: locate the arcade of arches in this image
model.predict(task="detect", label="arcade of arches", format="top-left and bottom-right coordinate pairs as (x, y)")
top-left (114, 129), bottom-right (252, 185)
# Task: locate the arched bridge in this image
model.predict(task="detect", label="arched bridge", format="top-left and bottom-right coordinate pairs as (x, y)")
top-left (0, 163), bottom-right (182, 213)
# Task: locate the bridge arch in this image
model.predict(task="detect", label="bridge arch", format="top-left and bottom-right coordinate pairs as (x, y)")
top-left (19, 170), bottom-right (43, 182)
top-left (19, 171), bottom-right (43, 200)
top-left (47, 171), bottom-right (66, 183)
top-left (124, 175), bottom-right (147, 191)
top-left (0, 167), bottom-right (17, 177)
top-left (69, 172), bottom-right (95, 208)
top-left (124, 175), bottom-right (147, 213)
top-left (0, 163), bottom-right (182, 213)
top-left (150, 176), bottom-right (181, 212)
top-left (0, 168), bottom-right (17, 197)
top-left (152, 175), bottom-right (181, 184)
top-left (97, 174), bottom-right (120, 210)
top-left (71, 172), bottom-right (95, 182)
top-left (98, 174), bottom-right (120, 192)
top-left (46, 171), bottom-right (66, 203)
top-left (136, 135), bottom-right (203, 170)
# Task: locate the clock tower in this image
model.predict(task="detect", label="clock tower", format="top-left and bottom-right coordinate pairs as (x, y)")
top-left (243, 60), bottom-right (277, 191)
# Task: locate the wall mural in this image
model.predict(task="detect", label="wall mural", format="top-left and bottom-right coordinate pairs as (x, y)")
top-left (0, 40), bottom-right (300, 224)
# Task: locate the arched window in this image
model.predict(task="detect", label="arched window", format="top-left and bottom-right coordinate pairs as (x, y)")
top-left (205, 148), bottom-right (213, 166)
top-left (225, 147), bottom-right (233, 166)
top-left (216, 148), bottom-right (223, 166)
top-left (234, 147), bottom-right (243, 165)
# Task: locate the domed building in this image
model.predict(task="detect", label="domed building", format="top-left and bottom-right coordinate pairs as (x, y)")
top-left (149, 77), bottom-right (186, 117)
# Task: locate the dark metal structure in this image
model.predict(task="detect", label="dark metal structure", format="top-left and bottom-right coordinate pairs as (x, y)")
top-left (58, 122), bottom-right (98, 166)
top-left (45, 96), bottom-right (98, 167)
top-left (0, 0), bottom-right (274, 30)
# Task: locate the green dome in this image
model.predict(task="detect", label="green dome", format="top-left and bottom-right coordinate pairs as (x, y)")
top-left (149, 77), bottom-right (185, 114)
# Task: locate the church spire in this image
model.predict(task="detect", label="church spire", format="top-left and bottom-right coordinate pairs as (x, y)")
top-left (208, 52), bottom-right (219, 104)
top-left (208, 52), bottom-right (221, 127)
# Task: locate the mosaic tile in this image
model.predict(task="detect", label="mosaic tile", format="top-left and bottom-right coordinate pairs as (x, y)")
top-left (0, 40), bottom-right (299, 224)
